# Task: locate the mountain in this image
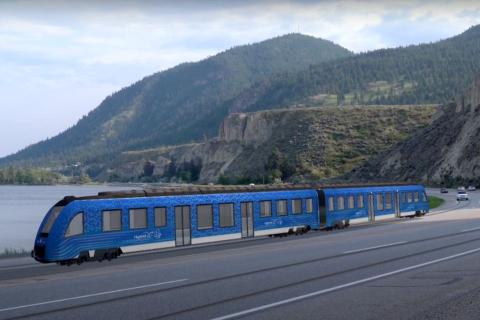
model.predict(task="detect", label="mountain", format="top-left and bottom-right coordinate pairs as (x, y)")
top-left (347, 76), bottom-right (480, 186)
top-left (6, 25), bottom-right (480, 182)
top-left (0, 34), bottom-right (352, 167)
top-left (223, 25), bottom-right (480, 114)
top-left (99, 105), bottom-right (437, 183)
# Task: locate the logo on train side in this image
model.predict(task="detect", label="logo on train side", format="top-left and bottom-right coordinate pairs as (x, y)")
top-left (265, 218), bottom-right (284, 226)
top-left (134, 230), bottom-right (162, 241)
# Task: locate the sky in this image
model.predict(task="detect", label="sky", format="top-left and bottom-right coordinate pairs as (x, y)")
top-left (1, 0), bottom-right (480, 158)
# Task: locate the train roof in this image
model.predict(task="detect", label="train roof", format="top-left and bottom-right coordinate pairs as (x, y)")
top-left (323, 184), bottom-right (425, 193)
top-left (55, 182), bottom-right (420, 206)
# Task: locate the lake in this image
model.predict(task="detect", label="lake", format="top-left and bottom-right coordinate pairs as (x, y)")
top-left (0, 185), bottom-right (139, 251)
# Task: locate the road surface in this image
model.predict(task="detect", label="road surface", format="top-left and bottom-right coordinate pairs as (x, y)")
top-left (0, 188), bottom-right (479, 320)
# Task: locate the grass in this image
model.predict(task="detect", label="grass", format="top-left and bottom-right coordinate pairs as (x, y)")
top-left (428, 196), bottom-right (445, 209)
top-left (307, 81), bottom-right (420, 107)
top-left (0, 248), bottom-right (31, 259)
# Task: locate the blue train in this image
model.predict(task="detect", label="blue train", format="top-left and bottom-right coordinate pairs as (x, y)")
top-left (32, 183), bottom-right (429, 265)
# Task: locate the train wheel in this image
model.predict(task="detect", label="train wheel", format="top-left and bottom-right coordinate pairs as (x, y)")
top-left (60, 260), bottom-right (74, 267)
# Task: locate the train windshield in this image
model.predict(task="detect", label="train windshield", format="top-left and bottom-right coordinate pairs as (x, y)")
top-left (41, 206), bottom-right (64, 235)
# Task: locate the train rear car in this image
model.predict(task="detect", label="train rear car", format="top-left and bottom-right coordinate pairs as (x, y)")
top-left (317, 184), bottom-right (428, 228)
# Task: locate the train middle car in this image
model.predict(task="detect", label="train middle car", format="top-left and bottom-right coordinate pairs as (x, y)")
top-left (32, 184), bottom-right (429, 264)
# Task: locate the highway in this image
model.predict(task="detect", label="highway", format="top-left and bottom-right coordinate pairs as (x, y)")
top-left (0, 188), bottom-right (479, 320)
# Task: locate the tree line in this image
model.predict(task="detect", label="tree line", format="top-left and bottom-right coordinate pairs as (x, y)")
top-left (0, 167), bottom-right (63, 185)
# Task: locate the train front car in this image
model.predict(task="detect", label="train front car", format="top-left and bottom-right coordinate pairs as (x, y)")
top-left (32, 197), bottom-right (75, 263)
top-left (31, 188), bottom-right (321, 265)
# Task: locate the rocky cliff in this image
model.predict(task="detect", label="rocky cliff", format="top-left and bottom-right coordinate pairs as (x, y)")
top-left (101, 105), bottom-right (436, 183)
top-left (349, 77), bottom-right (480, 185)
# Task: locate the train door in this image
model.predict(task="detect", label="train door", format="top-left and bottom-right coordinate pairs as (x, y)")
top-left (175, 206), bottom-right (191, 246)
top-left (317, 190), bottom-right (327, 228)
top-left (394, 191), bottom-right (401, 218)
top-left (368, 194), bottom-right (375, 223)
top-left (241, 202), bottom-right (254, 238)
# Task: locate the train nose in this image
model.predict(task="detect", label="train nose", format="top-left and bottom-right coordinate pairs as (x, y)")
top-left (33, 235), bottom-right (48, 262)
top-left (33, 244), bottom-right (46, 261)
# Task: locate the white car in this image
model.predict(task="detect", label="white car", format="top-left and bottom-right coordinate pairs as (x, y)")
top-left (468, 186), bottom-right (476, 191)
top-left (457, 191), bottom-right (469, 201)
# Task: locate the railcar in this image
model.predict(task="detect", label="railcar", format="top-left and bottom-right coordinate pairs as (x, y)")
top-left (32, 183), bottom-right (428, 265)
top-left (320, 185), bottom-right (429, 228)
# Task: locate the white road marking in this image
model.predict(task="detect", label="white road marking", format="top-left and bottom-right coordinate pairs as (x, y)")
top-left (212, 247), bottom-right (480, 320)
top-left (0, 278), bottom-right (188, 313)
top-left (343, 241), bottom-right (407, 254)
top-left (462, 226), bottom-right (480, 233)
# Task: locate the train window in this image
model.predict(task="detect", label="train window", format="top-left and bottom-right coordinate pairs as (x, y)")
top-left (328, 197), bottom-right (334, 211)
top-left (129, 208), bottom-right (147, 229)
top-left (292, 199), bottom-right (302, 214)
top-left (377, 194), bottom-right (384, 210)
top-left (337, 196), bottom-right (345, 210)
top-left (305, 198), bottom-right (313, 213)
top-left (407, 192), bottom-right (413, 203)
top-left (41, 206), bottom-right (64, 234)
top-left (154, 207), bottom-right (167, 227)
top-left (276, 200), bottom-right (288, 216)
top-left (219, 203), bottom-right (234, 227)
top-left (65, 212), bottom-right (83, 237)
top-left (103, 210), bottom-right (122, 232)
top-left (422, 192), bottom-right (427, 202)
top-left (348, 196), bottom-right (354, 209)
top-left (260, 201), bottom-right (272, 217)
top-left (385, 193), bottom-right (392, 209)
top-left (197, 204), bottom-right (213, 230)
top-left (357, 195), bottom-right (364, 208)
top-left (402, 192), bottom-right (407, 203)
top-left (414, 192), bottom-right (419, 202)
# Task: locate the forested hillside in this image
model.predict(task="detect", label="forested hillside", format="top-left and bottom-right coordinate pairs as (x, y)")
top-left (227, 25), bottom-right (480, 113)
top-left (4, 25), bottom-right (480, 178)
top-left (0, 34), bottom-right (352, 167)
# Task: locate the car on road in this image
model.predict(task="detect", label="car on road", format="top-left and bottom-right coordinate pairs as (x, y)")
top-left (440, 188), bottom-right (448, 193)
top-left (468, 185), bottom-right (476, 191)
top-left (457, 191), bottom-right (469, 201)
top-left (457, 186), bottom-right (466, 192)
